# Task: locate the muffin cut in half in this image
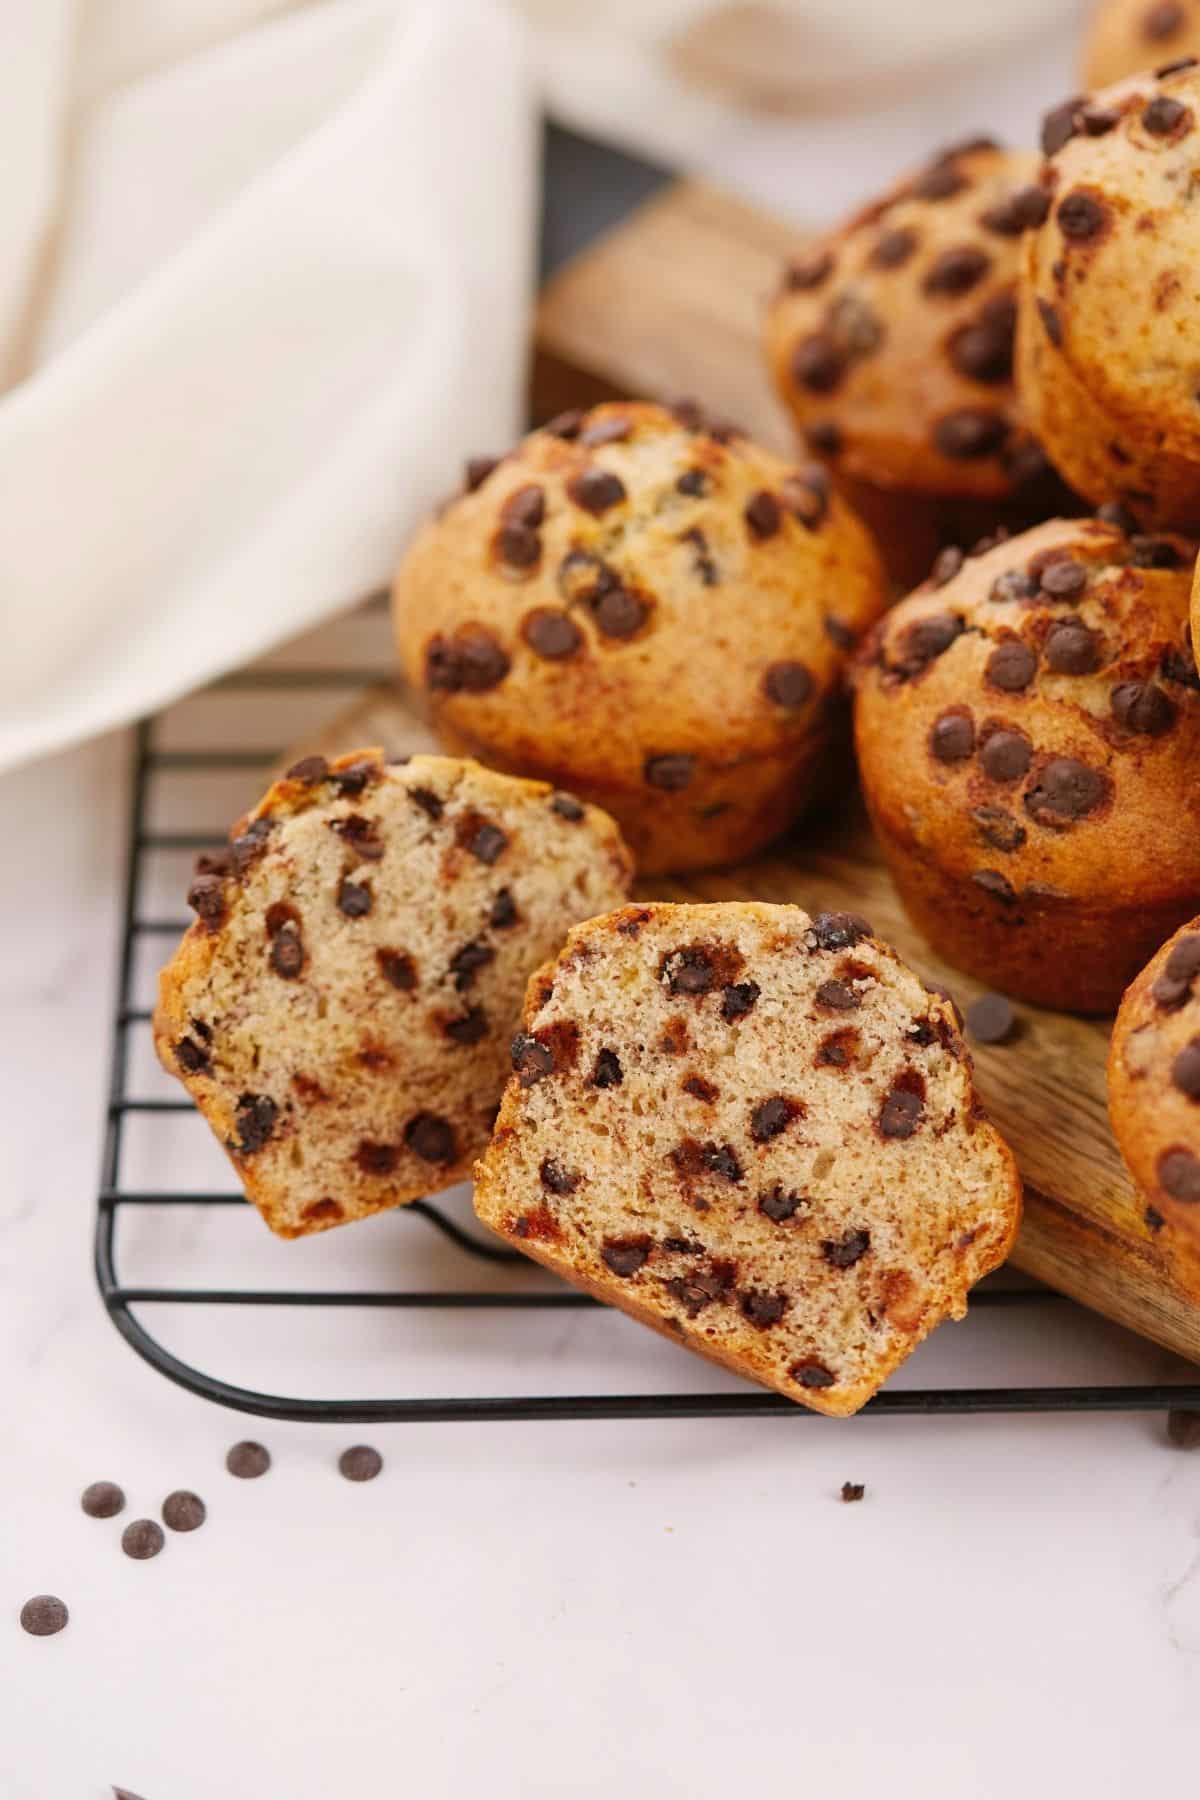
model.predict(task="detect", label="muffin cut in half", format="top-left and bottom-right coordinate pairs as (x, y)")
top-left (155, 750), bottom-right (632, 1237)
top-left (474, 901), bottom-right (1021, 1416)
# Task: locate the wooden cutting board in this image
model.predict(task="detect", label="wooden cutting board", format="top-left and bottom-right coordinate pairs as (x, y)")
top-left (306, 175), bottom-right (1200, 1365)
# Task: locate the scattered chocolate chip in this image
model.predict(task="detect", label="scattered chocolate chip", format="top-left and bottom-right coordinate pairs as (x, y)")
top-left (1157, 53), bottom-right (1199, 73)
top-left (485, 889), bottom-right (517, 933)
top-left (931, 710), bottom-right (975, 762)
top-left (20, 1595), bottom-right (68, 1637)
top-left (784, 248), bottom-right (834, 290)
top-left (425, 628), bottom-right (511, 693)
top-left (502, 484), bottom-right (545, 530)
top-left (750, 1096), bottom-right (799, 1143)
top-left (817, 1228), bottom-right (871, 1273)
top-left (121, 1519), bottom-right (165, 1561)
top-left (286, 754), bottom-right (329, 784)
top-left (1170, 1039), bottom-right (1200, 1098)
top-left (234, 1093), bottom-right (277, 1155)
top-left (1112, 681), bottom-right (1176, 735)
top-left (495, 522), bottom-right (540, 571)
top-left (644, 753), bottom-right (694, 792)
top-left (355, 1141), bottom-right (398, 1176)
top-left (602, 1240), bottom-right (650, 1277)
top-left (579, 415), bottom-right (631, 448)
top-left (269, 925), bottom-right (304, 978)
top-left (332, 759), bottom-right (380, 798)
top-left (1131, 535), bottom-right (1184, 569)
top-left (966, 992), bottom-right (1017, 1044)
top-left (808, 912), bottom-right (872, 952)
top-left (950, 309), bottom-right (1014, 384)
top-left (758, 1185), bottom-right (805, 1223)
top-left (745, 489), bottom-right (781, 540)
top-left (82, 1480), bottom-right (126, 1519)
top-left (229, 816), bottom-right (273, 877)
top-left (567, 468), bottom-right (626, 514)
top-left (1042, 96), bottom-right (1084, 156)
top-left (337, 878), bottom-right (373, 920)
top-left (448, 938), bottom-right (496, 992)
top-left (404, 1113), bottom-right (457, 1164)
top-left (161, 1490), bottom-right (206, 1532)
top-left (1153, 937), bottom-right (1200, 1008)
top-left (410, 785), bottom-right (444, 820)
top-left (740, 1289), bottom-right (788, 1328)
top-left (896, 610), bottom-right (963, 674)
top-left (791, 333), bottom-right (846, 393)
top-left (934, 409), bottom-right (1008, 460)
top-left (923, 246), bottom-right (990, 297)
top-left (913, 159), bottom-right (967, 202)
top-left (790, 1358), bottom-right (836, 1390)
top-left (465, 455), bottom-right (499, 490)
top-left (1024, 757), bottom-right (1110, 826)
top-left (1041, 558), bottom-right (1088, 598)
top-left (990, 568), bottom-right (1038, 604)
top-left (464, 820), bottom-right (508, 864)
top-left (973, 869), bottom-right (1016, 903)
top-left (584, 1047), bottom-right (622, 1092)
top-left (986, 640), bottom-right (1037, 691)
top-left (720, 981), bottom-right (759, 1023)
top-left (816, 980), bottom-right (861, 1015)
top-left (880, 1086), bottom-right (924, 1139)
top-left (871, 226), bottom-right (918, 268)
top-left (1159, 1147), bottom-right (1200, 1202)
top-left (187, 872), bottom-right (227, 930)
top-left (1081, 104), bottom-right (1120, 136)
top-left (338, 1445), bottom-right (383, 1482)
top-left (226, 1440), bottom-right (271, 1479)
top-left (522, 608), bottom-right (583, 661)
top-left (680, 525), bottom-right (719, 586)
top-left (981, 185), bottom-right (1051, 233)
top-left (672, 1139), bottom-right (744, 1185)
top-left (175, 1036), bottom-right (210, 1075)
top-left (663, 1261), bottom-right (738, 1316)
top-left (931, 546), bottom-right (964, 588)
top-left (676, 467), bottom-right (709, 497)
top-left (1038, 297), bottom-right (1063, 347)
top-left (1058, 190), bottom-right (1109, 242)
top-left (1168, 1407), bottom-right (1200, 1449)
top-left (1097, 500), bottom-right (1138, 533)
top-left (1143, 94), bottom-right (1191, 135)
top-left (1045, 619), bottom-right (1100, 674)
top-left (841, 1481), bottom-right (866, 1503)
top-left (512, 1033), bottom-right (555, 1084)
top-left (377, 948), bottom-right (417, 991)
top-left (544, 409), bottom-right (583, 439)
top-left (763, 661), bottom-right (813, 708)
top-left (592, 583), bottom-right (649, 639)
top-left (444, 1006), bottom-right (489, 1045)
top-left (540, 1157), bottom-right (580, 1195)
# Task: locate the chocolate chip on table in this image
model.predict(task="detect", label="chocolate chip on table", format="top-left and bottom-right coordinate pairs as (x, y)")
top-left (783, 248), bottom-right (834, 290)
top-left (337, 878), bottom-right (372, 919)
top-left (790, 1358), bottom-right (836, 1390)
top-left (871, 226), bottom-right (918, 268)
top-left (567, 468), bottom-right (626, 514)
top-left (791, 333), bottom-right (846, 393)
top-left (1159, 1147), bottom-right (1200, 1202)
top-left (162, 1490), bottom-right (207, 1533)
top-left (234, 1093), bottom-right (277, 1155)
top-left (745, 490), bottom-right (781, 540)
top-left (930, 711), bottom-right (975, 762)
top-left (20, 1594), bottom-right (68, 1637)
top-left (121, 1519), bottom-right (165, 1561)
top-left (522, 608), bottom-right (583, 660)
top-left (1168, 1408), bottom-right (1200, 1450)
top-left (286, 755), bottom-right (329, 785)
top-left (601, 1240), bottom-right (650, 1277)
top-left (880, 1085), bottom-right (923, 1138)
top-left (1045, 620), bottom-right (1100, 674)
top-left (1112, 681), bottom-right (1176, 736)
top-left (82, 1480), bottom-right (126, 1519)
top-left (644, 754), bottom-right (695, 792)
top-left (923, 246), bottom-right (991, 297)
top-left (112, 1788), bottom-right (149, 1800)
top-left (338, 1445), bottom-right (383, 1483)
top-left (1024, 757), bottom-right (1109, 826)
top-left (840, 1482), bottom-right (866, 1503)
top-left (269, 925), bottom-right (304, 979)
top-left (822, 1228), bottom-right (870, 1269)
top-left (934, 409), bottom-right (1008, 460)
top-left (405, 1113), bottom-right (457, 1164)
top-left (1143, 94), bottom-right (1191, 135)
top-left (986, 640), bottom-right (1037, 691)
top-left (1171, 1040), bottom-right (1200, 1098)
top-left (1042, 96), bottom-right (1084, 156)
top-left (722, 981), bottom-right (760, 1022)
top-left (764, 662), bottom-right (813, 709)
top-left (966, 992), bottom-right (1018, 1045)
top-left (226, 1441), bottom-right (271, 1479)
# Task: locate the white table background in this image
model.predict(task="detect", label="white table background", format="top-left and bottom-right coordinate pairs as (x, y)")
top-left (7, 14), bottom-right (1200, 1790)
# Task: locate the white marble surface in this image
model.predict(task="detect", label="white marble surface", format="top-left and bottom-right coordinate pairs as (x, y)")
top-left (4, 603), bottom-right (1200, 1798)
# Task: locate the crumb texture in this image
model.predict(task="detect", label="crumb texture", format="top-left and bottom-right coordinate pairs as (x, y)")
top-left (155, 750), bottom-right (632, 1236)
top-left (474, 901), bottom-right (1021, 1416)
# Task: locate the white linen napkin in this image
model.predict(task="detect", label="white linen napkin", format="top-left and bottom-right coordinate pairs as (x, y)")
top-left (0, 0), bottom-right (534, 773)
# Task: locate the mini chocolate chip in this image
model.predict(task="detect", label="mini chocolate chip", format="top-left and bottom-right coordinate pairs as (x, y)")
top-left (740, 1289), bottom-right (788, 1327)
top-left (1112, 681), bottom-right (1176, 735)
top-left (986, 640), bottom-right (1037, 691)
top-left (934, 409), bottom-right (1008, 460)
top-left (465, 455), bottom-right (499, 490)
top-left (269, 925), bottom-right (304, 979)
top-left (644, 753), bottom-right (694, 791)
top-left (808, 912), bottom-right (872, 951)
top-left (449, 939), bottom-right (495, 991)
top-left (544, 409), bottom-right (583, 439)
top-left (966, 992), bottom-right (1017, 1044)
top-left (602, 1240), bottom-right (650, 1277)
top-left (234, 1093), bottom-right (277, 1155)
top-left (512, 1033), bottom-right (555, 1083)
top-left (990, 569), bottom-right (1038, 604)
top-left (339, 1445), bottom-right (384, 1482)
top-left (721, 981), bottom-right (760, 1022)
top-left (286, 754), bottom-right (328, 784)
top-left (790, 1358), bottom-right (836, 1390)
top-left (187, 872), bottom-right (227, 930)
top-left (924, 246), bottom-right (990, 297)
top-left (982, 185), bottom-right (1051, 233)
top-left (1041, 558), bottom-right (1087, 597)
top-left (81, 1481), bottom-right (126, 1519)
top-left (1171, 1039), bottom-right (1200, 1098)
top-left (784, 248), bottom-right (834, 290)
top-left (792, 333), bottom-right (846, 393)
top-left (330, 814), bottom-right (384, 862)
top-left (1038, 297), bottom-right (1063, 346)
top-left (1143, 95), bottom-right (1191, 134)
top-left (972, 805), bottom-right (1027, 851)
top-left (122, 1519), bottom-right (165, 1561)
top-left (807, 420), bottom-right (843, 456)
top-left (404, 1113), bottom-right (457, 1164)
top-left (551, 791), bottom-right (585, 821)
top-left (522, 608), bottom-right (583, 660)
top-left (466, 821), bottom-right (508, 864)
top-left (483, 890), bottom-right (515, 934)
top-left (1146, 2), bottom-right (1186, 39)
top-left (540, 1157), bottom-right (580, 1195)
top-left (226, 1440), bottom-right (271, 1479)
top-left (764, 661), bottom-right (813, 708)
top-left (590, 1047), bottom-right (623, 1088)
top-left (896, 610), bottom-right (963, 674)
top-left (931, 546), bottom-right (964, 588)
top-left (973, 869), bottom-right (1017, 903)
top-left (426, 629), bottom-right (511, 693)
top-left (175, 1036), bottom-right (210, 1075)
top-left (1024, 757), bottom-right (1110, 825)
top-left (331, 759), bottom-right (380, 798)
top-left (592, 583), bottom-right (648, 639)
top-left (20, 1596), bottom-right (68, 1637)
top-left (1045, 620), bottom-right (1100, 674)
top-left (1159, 1147), bottom-right (1200, 1202)
top-left (444, 1006), bottom-right (489, 1045)
top-left (337, 878), bottom-right (372, 919)
top-left (816, 979), bottom-right (860, 1011)
top-left (745, 490), bottom-right (781, 540)
top-left (1131, 535), bottom-right (1185, 569)
top-left (750, 1097), bottom-right (798, 1142)
top-left (162, 1490), bottom-right (206, 1532)
top-left (1042, 96), bottom-right (1084, 156)
top-left (579, 415), bottom-right (631, 447)
top-left (931, 711), bottom-right (975, 762)
top-left (758, 1185), bottom-right (805, 1223)
top-left (377, 949), bottom-right (417, 991)
top-left (880, 1086), bottom-right (923, 1138)
top-left (1058, 190), bottom-right (1108, 241)
top-left (676, 467), bottom-right (709, 497)
top-left (841, 1482), bottom-right (866, 1503)
top-left (871, 227), bottom-right (918, 268)
top-left (567, 468), bottom-right (626, 514)
top-left (822, 1228), bottom-right (870, 1269)
top-left (410, 785), bottom-right (444, 820)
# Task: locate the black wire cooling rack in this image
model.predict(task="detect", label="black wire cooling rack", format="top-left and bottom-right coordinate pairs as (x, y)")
top-left (94, 666), bottom-right (1200, 1424)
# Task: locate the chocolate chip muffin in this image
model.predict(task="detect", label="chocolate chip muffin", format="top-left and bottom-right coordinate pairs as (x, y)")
top-left (854, 514), bottom-right (1200, 1014)
top-left (474, 901), bottom-right (1021, 1417)
top-left (1017, 61), bottom-right (1200, 529)
top-left (764, 140), bottom-right (1057, 506)
top-left (392, 401), bottom-right (884, 875)
top-left (1083, 1), bottom-right (1200, 90)
top-left (1109, 916), bottom-right (1200, 1243)
top-left (155, 750), bottom-right (632, 1237)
